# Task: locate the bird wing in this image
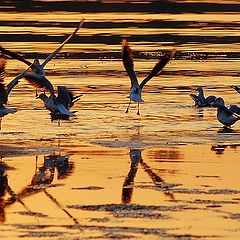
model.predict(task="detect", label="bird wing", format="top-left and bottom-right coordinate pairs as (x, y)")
top-left (122, 39), bottom-right (139, 87)
top-left (213, 103), bottom-right (240, 118)
top-left (56, 104), bottom-right (75, 116)
top-left (205, 95), bottom-right (217, 105)
top-left (139, 49), bottom-right (176, 90)
top-left (0, 57), bottom-right (7, 104)
top-left (57, 86), bottom-right (72, 108)
top-left (229, 105), bottom-right (240, 117)
top-left (57, 86), bottom-right (82, 107)
top-left (0, 45), bottom-right (33, 67)
top-left (41, 19), bottom-right (84, 68)
top-left (24, 72), bottom-right (54, 95)
top-left (6, 64), bottom-right (33, 98)
top-left (190, 93), bottom-right (200, 102)
top-left (231, 85), bottom-right (240, 94)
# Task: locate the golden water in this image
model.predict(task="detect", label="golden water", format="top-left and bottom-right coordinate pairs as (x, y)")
top-left (0, 1), bottom-right (240, 239)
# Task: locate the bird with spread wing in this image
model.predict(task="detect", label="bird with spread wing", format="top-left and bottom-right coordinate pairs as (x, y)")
top-left (122, 39), bottom-right (176, 115)
top-left (0, 57), bottom-right (31, 129)
top-left (0, 19), bottom-right (84, 118)
top-left (0, 19), bottom-right (84, 97)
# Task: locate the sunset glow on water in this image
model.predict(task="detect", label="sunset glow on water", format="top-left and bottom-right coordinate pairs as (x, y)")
top-left (0, 0), bottom-right (240, 239)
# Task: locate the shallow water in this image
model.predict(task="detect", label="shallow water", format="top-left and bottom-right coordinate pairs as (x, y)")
top-left (0, 0), bottom-right (240, 239)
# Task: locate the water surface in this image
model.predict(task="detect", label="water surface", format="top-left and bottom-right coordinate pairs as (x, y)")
top-left (0, 0), bottom-right (240, 239)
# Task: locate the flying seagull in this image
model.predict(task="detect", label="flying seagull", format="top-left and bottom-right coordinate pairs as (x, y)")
top-left (0, 57), bottom-right (31, 129)
top-left (0, 18), bottom-right (84, 96)
top-left (37, 85), bottom-right (82, 117)
top-left (122, 39), bottom-right (175, 115)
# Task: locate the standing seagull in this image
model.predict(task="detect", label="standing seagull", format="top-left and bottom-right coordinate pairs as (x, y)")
top-left (37, 85), bottom-right (82, 117)
top-left (0, 18), bottom-right (84, 95)
top-left (190, 87), bottom-right (216, 107)
top-left (211, 97), bottom-right (240, 127)
top-left (122, 39), bottom-right (175, 115)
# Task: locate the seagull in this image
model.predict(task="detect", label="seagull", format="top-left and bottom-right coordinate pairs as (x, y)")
top-left (0, 57), bottom-right (30, 130)
top-left (211, 97), bottom-right (240, 127)
top-left (36, 85), bottom-right (82, 117)
top-left (122, 39), bottom-right (176, 115)
top-left (0, 18), bottom-right (84, 96)
top-left (190, 87), bottom-right (217, 107)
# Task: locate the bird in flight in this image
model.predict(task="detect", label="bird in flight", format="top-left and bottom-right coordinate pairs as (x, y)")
top-left (122, 39), bottom-right (176, 115)
top-left (0, 57), bottom-right (31, 129)
top-left (0, 18), bottom-right (84, 96)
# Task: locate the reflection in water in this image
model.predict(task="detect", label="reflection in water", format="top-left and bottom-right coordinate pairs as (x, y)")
top-left (211, 145), bottom-right (227, 155)
top-left (31, 154), bottom-right (78, 224)
top-left (122, 149), bottom-right (141, 204)
top-left (51, 112), bottom-right (70, 126)
top-left (0, 153), bottom-right (76, 224)
top-left (140, 157), bottom-right (175, 200)
top-left (217, 126), bottom-right (237, 134)
top-left (194, 108), bottom-right (204, 118)
top-left (0, 162), bottom-right (8, 198)
top-left (147, 149), bottom-right (180, 161)
top-left (211, 144), bottom-right (239, 155)
top-left (122, 149), bottom-right (174, 204)
top-left (0, 161), bottom-right (9, 222)
top-left (31, 155), bottom-right (55, 185)
top-left (32, 153), bottom-right (74, 183)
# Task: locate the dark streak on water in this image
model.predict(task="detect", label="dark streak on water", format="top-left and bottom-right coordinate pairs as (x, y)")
top-left (1, 0), bottom-right (240, 13)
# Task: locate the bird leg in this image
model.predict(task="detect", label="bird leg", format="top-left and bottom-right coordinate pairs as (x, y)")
top-left (35, 88), bottom-right (38, 97)
top-left (35, 156), bottom-right (38, 173)
top-left (0, 118), bottom-right (2, 130)
top-left (137, 102), bottom-right (140, 115)
top-left (125, 99), bottom-right (131, 113)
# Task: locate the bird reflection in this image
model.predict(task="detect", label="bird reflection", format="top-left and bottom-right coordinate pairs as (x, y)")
top-left (0, 162), bottom-right (8, 197)
top-left (122, 149), bottom-right (174, 204)
top-left (140, 157), bottom-right (175, 200)
top-left (31, 155), bottom-right (55, 186)
top-left (0, 161), bottom-right (9, 222)
top-left (0, 153), bottom-right (76, 224)
top-left (122, 149), bottom-right (141, 204)
top-left (194, 108), bottom-right (204, 118)
top-left (217, 126), bottom-right (237, 134)
top-left (211, 145), bottom-right (227, 155)
top-left (211, 144), bottom-right (239, 155)
top-left (32, 153), bottom-right (73, 184)
top-left (50, 112), bottom-right (71, 126)
top-left (47, 154), bottom-right (73, 179)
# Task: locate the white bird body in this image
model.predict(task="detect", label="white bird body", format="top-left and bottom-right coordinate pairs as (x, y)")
top-left (212, 97), bottom-right (240, 127)
top-left (0, 20), bottom-right (84, 120)
top-left (122, 39), bottom-right (175, 114)
top-left (37, 86), bottom-right (81, 117)
top-left (190, 87), bottom-right (216, 107)
top-left (129, 85), bottom-right (144, 103)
